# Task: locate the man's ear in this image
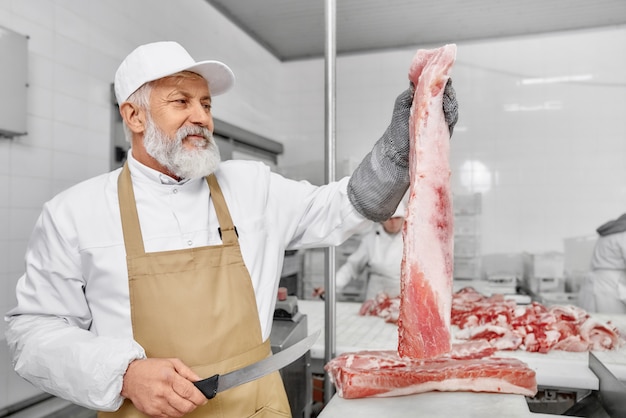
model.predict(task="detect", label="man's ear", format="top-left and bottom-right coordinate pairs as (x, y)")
top-left (119, 102), bottom-right (146, 134)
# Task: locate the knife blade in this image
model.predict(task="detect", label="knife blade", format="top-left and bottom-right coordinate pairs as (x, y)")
top-left (193, 329), bottom-right (320, 399)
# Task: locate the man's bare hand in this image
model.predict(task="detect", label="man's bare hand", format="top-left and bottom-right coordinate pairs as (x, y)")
top-left (121, 358), bottom-right (207, 418)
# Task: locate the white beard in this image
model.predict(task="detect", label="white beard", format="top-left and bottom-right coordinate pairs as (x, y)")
top-left (143, 115), bottom-right (221, 179)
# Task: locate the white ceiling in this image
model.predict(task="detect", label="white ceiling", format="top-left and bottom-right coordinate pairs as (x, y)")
top-left (205, 0), bottom-right (626, 61)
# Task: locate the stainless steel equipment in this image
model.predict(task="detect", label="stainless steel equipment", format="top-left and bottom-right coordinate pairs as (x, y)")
top-left (271, 304), bottom-right (312, 418)
top-left (0, 396), bottom-right (96, 418)
top-left (557, 352), bottom-right (626, 417)
top-left (527, 352), bottom-right (626, 416)
top-left (588, 351), bottom-right (626, 416)
top-left (279, 250), bottom-right (304, 299)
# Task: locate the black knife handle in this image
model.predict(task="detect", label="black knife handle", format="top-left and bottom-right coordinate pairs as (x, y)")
top-left (193, 374), bottom-right (219, 399)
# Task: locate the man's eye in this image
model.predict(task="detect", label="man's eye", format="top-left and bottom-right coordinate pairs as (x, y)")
top-left (202, 103), bottom-right (212, 110)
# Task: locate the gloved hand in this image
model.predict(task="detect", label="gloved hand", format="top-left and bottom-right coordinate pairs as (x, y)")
top-left (443, 79), bottom-right (458, 135)
top-left (347, 79), bottom-right (458, 222)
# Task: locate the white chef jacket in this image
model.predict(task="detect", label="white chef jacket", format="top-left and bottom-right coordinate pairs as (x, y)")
top-left (579, 230), bottom-right (626, 314)
top-left (336, 223), bottom-right (403, 299)
top-left (5, 150), bottom-right (368, 411)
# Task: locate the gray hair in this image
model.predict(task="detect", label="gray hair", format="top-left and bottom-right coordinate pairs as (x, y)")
top-left (122, 82), bottom-right (152, 143)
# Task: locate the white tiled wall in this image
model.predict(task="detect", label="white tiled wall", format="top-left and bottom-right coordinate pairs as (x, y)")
top-left (1, 0), bottom-right (625, 410)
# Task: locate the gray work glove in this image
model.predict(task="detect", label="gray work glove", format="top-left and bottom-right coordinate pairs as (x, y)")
top-left (348, 79), bottom-right (458, 222)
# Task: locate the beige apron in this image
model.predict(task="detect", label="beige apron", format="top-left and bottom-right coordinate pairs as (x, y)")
top-left (100, 164), bottom-right (291, 417)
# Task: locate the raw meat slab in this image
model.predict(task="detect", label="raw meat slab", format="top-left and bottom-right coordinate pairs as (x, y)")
top-left (326, 351), bottom-right (538, 399)
top-left (398, 44), bottom-right (457, 359)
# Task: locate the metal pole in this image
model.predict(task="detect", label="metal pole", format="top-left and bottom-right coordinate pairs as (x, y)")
top-left (323, 0), bottom-right (337, 405)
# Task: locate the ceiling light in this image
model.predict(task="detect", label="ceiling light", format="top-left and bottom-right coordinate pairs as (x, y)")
top-left (519, 74), bottom-right (593, 85)
top-left (504, 101), bottom-right (562, 112)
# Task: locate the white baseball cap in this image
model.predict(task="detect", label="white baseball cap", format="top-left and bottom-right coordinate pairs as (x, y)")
top-left (114, 41), bottom-right (235, 105)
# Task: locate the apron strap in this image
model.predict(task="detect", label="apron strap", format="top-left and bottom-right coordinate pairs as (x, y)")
top-left (117, 162), bottom-right (146, 257)
top-left (117, 163), bottom-right (239, 256)
top-left (206, 174), bottom-right (239, 245)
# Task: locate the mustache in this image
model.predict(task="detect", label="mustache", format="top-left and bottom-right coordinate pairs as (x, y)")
top-left (176, 125), bottom-right (214, 143)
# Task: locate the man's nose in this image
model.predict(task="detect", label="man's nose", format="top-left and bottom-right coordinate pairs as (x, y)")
top-left (189, 101), bottom-right (212, 128)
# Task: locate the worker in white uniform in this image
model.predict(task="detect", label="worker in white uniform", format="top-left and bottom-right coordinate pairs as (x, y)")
top-left (579, 213), bottom-right (626, 314)
top-left (5, 41), bottom-right (458, 418)
top-left (313, 198), bottom-right (406, 300)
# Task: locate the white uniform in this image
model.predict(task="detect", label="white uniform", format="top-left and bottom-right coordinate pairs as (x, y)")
top-left (4, 151), bottom-right (368, 410)
top-left (580, 230), bottom-right (626, 314)
top-left (336, 223), bottom-right (403, 299)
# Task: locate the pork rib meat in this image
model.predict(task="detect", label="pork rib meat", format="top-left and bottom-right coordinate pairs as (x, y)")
top-left (325, 350), bottom-right (537, 399)
top-left (398, 44), bottom-right (456, 360)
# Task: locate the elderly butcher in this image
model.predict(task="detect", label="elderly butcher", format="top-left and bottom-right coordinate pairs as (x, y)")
top-left (5, 41), bottom-right (458, 417)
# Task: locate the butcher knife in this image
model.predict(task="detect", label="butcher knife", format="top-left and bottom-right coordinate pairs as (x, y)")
top-left (194, 330), bottom-right (320, 399)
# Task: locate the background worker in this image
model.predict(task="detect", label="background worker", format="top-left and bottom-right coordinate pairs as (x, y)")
top-left (579, 213), bottom-right (626, 314)
top-left (5, 41), bottom-right (458, 417)
top-left (313, 198), bottom-right (406, 300)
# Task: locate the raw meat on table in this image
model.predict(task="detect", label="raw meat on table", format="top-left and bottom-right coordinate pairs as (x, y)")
top-left (359, 292), bottom-right (400, 323)
top-left (359, 287), bottom-right (624, 353)
top-left (325, 350), bottom-right (537, 399)
top-left (453, 287), bottom-right (624, 353)
top-left (398, 44), bottom-right (456, 360)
